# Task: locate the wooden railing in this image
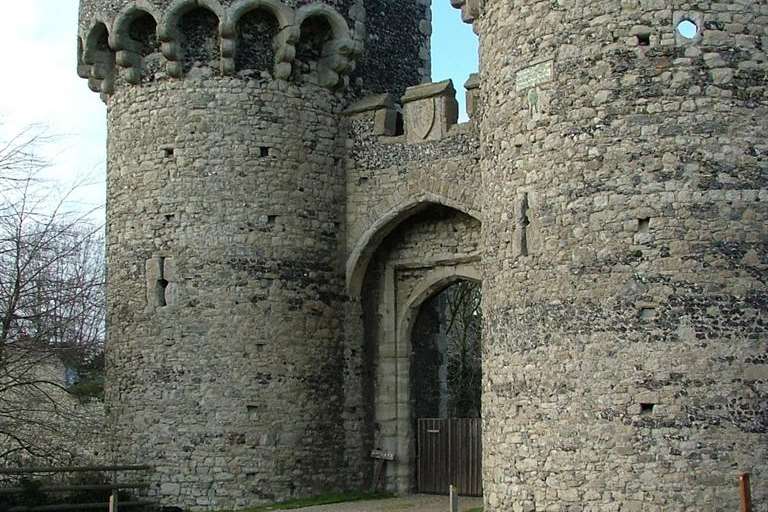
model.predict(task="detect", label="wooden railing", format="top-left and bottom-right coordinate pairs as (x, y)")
top-left (0, 465), bottom-right (156, 512)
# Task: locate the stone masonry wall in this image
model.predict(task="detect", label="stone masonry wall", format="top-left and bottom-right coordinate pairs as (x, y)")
top-left (351, 0), bottom-right (431, 96)
top-left (0, 349), bottom-right (105, 469)
top-left (105, 77), bottom-right (349, 509)
top-left (477, 1), bottom-right (768, 511)
top-left (78, 0), bottom-right (768, 508)
top-left (345, 113), bottom-right (481, 254)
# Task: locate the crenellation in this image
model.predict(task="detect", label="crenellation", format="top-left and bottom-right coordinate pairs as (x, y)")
top-left (80, 0), bottom-right (365, 91)
top-left (401, 80), bottom-right (459, 143)
top-left (464, 72), bottom-right (480, 119)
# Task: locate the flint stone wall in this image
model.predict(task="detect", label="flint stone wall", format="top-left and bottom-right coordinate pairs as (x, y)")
top-left (78, 0), bottom-right (428, 98)
top-left (77, 0), bottom-right (768, 509)
top-left (477, 1), bottom-right (768, 510)
top-left (345, 112), bottom-right (481, 257)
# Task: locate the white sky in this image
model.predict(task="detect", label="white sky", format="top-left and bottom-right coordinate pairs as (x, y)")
top-left (0, 1), bottom-right (107, 216)
top-left (0, 1), bottom-right (476, 222)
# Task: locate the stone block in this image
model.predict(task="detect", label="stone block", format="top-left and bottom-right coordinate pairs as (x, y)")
top-left (402, 80), bottom-right (459, 143)
top-left (465, 73), bottom-right (481, 119)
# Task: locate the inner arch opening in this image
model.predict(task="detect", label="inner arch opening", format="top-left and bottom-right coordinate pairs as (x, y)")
top-left (178, 7), bottom-right (220, 74)
top-left (294, 15), bottom-right (334, 82)
top-left (412, 279), bottom-right (482, 422)
top-left (411, 278), bottom-right (483, 497)
top-left (236, 9), bottom-right (279, 75)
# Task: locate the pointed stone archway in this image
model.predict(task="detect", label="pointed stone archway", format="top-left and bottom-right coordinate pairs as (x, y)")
top-left (352, 201), bottom-right (482, 494)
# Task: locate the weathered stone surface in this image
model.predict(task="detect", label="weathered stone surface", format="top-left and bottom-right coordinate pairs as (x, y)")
top-left (76, 0), bottom-right (767, 511)
top-left (402, 80), bottom-right (459, 142)
top-left (104, 77), bottom-right (351, 509)
top-left (476, 1), bottom-right (768, 511)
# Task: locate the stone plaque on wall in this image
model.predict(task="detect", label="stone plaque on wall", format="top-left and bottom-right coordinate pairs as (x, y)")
top-left (515, 60), bottom-right (553, 92)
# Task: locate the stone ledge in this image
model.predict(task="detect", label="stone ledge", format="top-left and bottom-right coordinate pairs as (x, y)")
top-left (343, 93), bottom-right (395, 115)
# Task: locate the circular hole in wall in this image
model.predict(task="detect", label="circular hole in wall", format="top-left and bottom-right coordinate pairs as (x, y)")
top-left (677, 19), bottom-right (699, 39)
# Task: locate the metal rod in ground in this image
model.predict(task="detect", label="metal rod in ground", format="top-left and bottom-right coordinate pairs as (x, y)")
top-left (450, 484), bottom-right (459, 512)
top-left (740, 473), bottom-right (752, 512)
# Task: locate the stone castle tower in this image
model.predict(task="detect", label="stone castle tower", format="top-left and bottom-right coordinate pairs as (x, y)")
top-left (77, 0), bottom-right (766, 510)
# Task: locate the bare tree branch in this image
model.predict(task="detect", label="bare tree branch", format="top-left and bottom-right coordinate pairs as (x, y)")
top-left (0, 126), bottom-right (106, 467)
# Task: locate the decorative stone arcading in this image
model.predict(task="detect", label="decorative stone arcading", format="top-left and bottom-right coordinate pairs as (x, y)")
top-left (78, 0), bottom-right (365, 93)
top-left (110, 1), bottom-right (163, 84)
top-left (79, 18), bottom-right (117, 99)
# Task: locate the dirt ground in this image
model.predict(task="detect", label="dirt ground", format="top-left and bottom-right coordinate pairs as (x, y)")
top-left (293, 494), bottom-right (483, 511)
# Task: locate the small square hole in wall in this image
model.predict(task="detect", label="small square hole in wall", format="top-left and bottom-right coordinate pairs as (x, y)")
top-left (637, 33), bottom-right (651, 46)
top-left (260, 146), bottom-right (270, 158)
top-left (640, 403), bottom-right (656, 415)
top-left (638, 217), bottom-right (651, 234)
top-left (162, 147), bottom-right (175, 158)
top-left (246, 404), bottom-right (261, 420)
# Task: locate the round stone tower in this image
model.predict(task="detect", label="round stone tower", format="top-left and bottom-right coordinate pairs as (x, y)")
top-left (76, 0), bottom-right (429, 508)
top-left (473, 1), bottom-right (767, 511)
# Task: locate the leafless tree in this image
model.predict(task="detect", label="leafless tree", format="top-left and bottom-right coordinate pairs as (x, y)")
top-left (0, 127), bottom-right (105, 465)
top-left (444, 281), bottom-right (482, 418)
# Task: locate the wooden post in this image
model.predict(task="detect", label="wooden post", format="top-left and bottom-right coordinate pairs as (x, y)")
top-left (371, 459), bottom-right (386, 492)
top-left (740, 473), bottom-right (752, 512)
top-left (110, 468), bottom-right (118, 512)
top-left (370, 449), bottom-right (395, 492)
top-left (449, 484), bottom-right (459, 512)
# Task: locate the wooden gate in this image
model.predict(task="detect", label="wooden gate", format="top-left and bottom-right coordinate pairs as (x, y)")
top-left (417, 418), bottom-right (482, 496)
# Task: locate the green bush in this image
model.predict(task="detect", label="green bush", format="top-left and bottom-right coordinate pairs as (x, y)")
top-left (67, 377), bottom-right (105, 402)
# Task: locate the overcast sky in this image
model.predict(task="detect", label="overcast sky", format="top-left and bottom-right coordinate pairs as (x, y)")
top-left (0, 1), bottom-right (106, 215)
top-left (0, 1), bottom-right (477, 221)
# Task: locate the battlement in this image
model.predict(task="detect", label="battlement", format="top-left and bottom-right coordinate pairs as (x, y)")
top-left (344, 75), bottom-right (480, 142)
top-left (77, 0), bottom-right (367, 96)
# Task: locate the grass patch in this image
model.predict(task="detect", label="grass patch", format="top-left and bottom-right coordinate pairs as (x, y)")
top-left (466, 508), bottom-right (483, 512)
top-left (218, 491), bottom-right (394, 511)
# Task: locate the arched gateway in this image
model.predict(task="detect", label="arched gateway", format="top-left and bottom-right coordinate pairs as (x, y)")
top-left (352, 201), bottom-right (483, 494)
